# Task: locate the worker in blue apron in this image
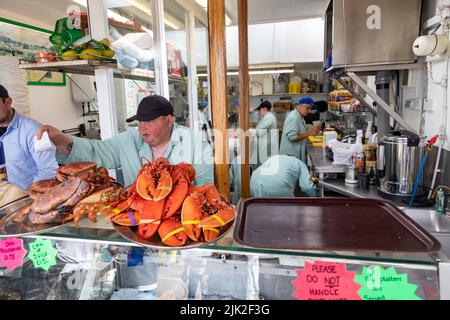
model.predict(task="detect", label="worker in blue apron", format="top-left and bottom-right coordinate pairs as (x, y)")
top-left (280, 97), bottom-right (320, 163)
top-left (251, 155), bottom-right (318, 197)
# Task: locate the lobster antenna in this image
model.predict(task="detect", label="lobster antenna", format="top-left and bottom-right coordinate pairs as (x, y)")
top-left (140, 156), bottom-right (152, 166)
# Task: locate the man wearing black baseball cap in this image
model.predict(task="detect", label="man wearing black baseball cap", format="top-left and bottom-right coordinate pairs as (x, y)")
top-left (0, 84), bottom-right (58, 190)
top-left (38, 94), bottom-right (213, 187)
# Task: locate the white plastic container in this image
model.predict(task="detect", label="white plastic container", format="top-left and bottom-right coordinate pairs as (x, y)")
top-left (263, 77), bottom-right (273, 94)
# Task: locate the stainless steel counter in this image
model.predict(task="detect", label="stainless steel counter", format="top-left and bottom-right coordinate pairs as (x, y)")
top-left (308, 145), bottom-right (398, 203)
top-left (318, 179), bottom-right (383, 200)
top-left (307, 146), bottom-right (346, 174)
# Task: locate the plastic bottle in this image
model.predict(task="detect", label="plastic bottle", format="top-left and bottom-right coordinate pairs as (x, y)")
top-left (435, 188), bottom-right (445, 214)
top-left (365, 121), bottom-right (373, 144)
top-left (355, 130), bottom-right (365, 173)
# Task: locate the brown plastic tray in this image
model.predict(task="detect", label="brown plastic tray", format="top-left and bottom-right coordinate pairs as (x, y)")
top-left (234, 198), bottom-right (441, 253)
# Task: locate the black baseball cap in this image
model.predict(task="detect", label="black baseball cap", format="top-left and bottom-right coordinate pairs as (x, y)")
top-left (255, 100), bottom-right (272, 111)
top-left (126, 95), bottom-right (174, 123)
top-left (0, 84), bottom-right (9, 99)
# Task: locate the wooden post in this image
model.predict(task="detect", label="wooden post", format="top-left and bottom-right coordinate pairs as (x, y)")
top-left (207, 0), bottom-right (230, 199)
top-left (238, 0), bottom-right (250, 198)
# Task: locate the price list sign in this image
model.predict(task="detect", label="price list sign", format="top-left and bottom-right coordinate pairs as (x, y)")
top-left (0, 237), bottom-right (27, 270)
top-left (354, 266), bottom-right (421, 300)
top-left (292, 261), bottom-right (362, 300)
top-left (27, 239), bottom-right (57, 272)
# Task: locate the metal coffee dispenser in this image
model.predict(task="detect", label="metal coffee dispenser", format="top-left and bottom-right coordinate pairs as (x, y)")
top-left (377, 131), bottom-right (425, 199)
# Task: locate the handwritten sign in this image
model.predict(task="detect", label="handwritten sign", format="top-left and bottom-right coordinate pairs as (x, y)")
top-left (0, 237), bottom-right (27, 270)
top-left (292, 261), bottom-right (362, 300)
top-left (354, 266), bottom-right (421, 300)
top-left (27, 239), bottom-right (57, 272)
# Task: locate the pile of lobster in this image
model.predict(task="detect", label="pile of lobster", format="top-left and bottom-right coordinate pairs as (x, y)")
top-left (13, 162), bottom-right (123, 226)
top-left (100, 158), bottom-right (235, 247)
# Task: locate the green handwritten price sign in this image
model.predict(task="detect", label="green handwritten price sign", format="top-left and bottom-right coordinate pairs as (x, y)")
top-left (27, 239), bottom-right (57, 272)
top-left (354, 266), bottom-right (421, 300)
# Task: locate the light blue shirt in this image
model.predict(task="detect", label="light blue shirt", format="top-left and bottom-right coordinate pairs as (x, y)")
top-left (279, 110), bottom-right (308, 163)
top-left (250, 155), bottom-right (317, 197)
top-left (0, 110), bottom-right (58, 190)
top-left (56, 123), bottom-right (214, 187)
top-left (255, 112), bottom-right (278, 166)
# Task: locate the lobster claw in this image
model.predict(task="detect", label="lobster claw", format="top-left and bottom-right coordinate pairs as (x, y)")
top-left (181, 192), bottom-right (205, 241)
top-left (202, 227), bottom-right (220, 242)
top-left (136, 160), bottom-right (173, 201)
top-left (138, 220), bottom-right (161, 239)
top-left (111, 211), bottom-right (142, 227)
top-left (198, 204), bottom-right (235, 228)
top-left (163, 177), bottom-right (189, 219)
top-left (158, 219), bottom-right (187, 247)
top-left (162, 163), bottom-right (196, 219)
top-left (130, 198), bottom-right (165, 220)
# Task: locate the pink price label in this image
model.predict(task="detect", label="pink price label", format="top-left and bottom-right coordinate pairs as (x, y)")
top-left (292, 261), bottom-right (362, 300)
top-left (0, 237), bottom-right (27, 271)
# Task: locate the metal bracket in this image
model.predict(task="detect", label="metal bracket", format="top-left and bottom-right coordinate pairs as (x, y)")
top-left (346, 72), bottom-right (418, 134)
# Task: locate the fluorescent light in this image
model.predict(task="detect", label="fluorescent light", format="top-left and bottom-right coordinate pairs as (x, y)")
top-left (197, 69), bottom-right (295, 77)
top-left (250, 69), bottom-right (295, 75)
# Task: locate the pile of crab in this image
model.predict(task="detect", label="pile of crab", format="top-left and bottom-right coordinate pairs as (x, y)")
top-left (102, 158), bottom-right (235, 247)
top-left (14, 162), bottom-right (125, 227)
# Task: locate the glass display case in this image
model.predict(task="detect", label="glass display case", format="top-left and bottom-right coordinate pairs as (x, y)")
top-left (0, 220), bottom-right (448, 300)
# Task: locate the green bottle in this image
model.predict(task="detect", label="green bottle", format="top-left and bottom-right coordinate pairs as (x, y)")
top-left (435, 188), bottom-right (445, 214)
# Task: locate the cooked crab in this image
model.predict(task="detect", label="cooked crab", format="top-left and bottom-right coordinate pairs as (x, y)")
top-left (28, 179), bottom-right (61, 200)
top-left (56, 162), bottom-right (113, 190)
top-left (14, 178), bottom-right (92, 225)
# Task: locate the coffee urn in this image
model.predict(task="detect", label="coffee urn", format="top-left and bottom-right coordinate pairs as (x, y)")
top-left (377, 131), bottom-right (425, 199)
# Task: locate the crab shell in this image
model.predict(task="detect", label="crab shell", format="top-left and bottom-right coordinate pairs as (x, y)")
top-left (56, 162), bottom-right (97, 181)
top-left (28, 209), bottom-right (63, 225)
top-left (29, 179), bottom-right (61, 193)
top-left (32, 178), bottom-right (91, 214)
top-left (28, 179), bottom-right (61, 200)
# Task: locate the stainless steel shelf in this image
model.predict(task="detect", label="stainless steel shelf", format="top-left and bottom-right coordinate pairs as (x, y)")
top-left (250, 93), bottom-right (329, 97)
top-left (19, 60), bottom-right (186, 83)
top-left (328, 110), bottom-right (372, 117)
top-left (325, 62), bottom-right (423, 74)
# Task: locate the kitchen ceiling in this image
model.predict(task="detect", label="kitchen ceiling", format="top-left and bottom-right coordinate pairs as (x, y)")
top-left (226, 0), bottom-right (330, 25)
top-left (0, 0), bottom-right (330, 30)
top-left (0, 0), bottom-right (75, 29)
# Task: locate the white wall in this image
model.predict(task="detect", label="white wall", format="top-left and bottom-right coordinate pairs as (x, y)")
top-left (28, 84), bottom-right (84, 130)
top-left (421, 0), bottom-right (450, 151)
top-left (177, 18), bottom-right (325, 67)
top-left (0, 8), bottom-right (84, 130)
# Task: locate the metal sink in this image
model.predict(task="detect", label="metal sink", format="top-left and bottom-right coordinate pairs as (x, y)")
top-left (400, 207), bottom-right (450, 259)
top-left (399, 208), bottom-right (450, 234)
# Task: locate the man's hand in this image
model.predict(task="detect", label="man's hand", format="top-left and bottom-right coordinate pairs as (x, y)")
top-left (310, 126), bottom-right (321, 136)
top-left (37, 125), bottom-right (74, 156)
